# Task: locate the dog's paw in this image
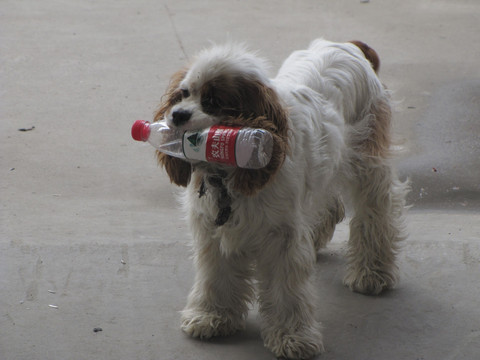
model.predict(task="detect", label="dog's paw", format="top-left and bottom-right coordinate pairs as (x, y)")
top-left (343, 267), bottom-right (397, 295)
top-left (263, 327), bottom-right (324, 360)
top-left (181, 309), bottom-right (244, 339)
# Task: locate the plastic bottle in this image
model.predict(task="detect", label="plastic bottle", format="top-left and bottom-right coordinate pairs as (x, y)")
top-left (131, 120), bottom-right (273, 169)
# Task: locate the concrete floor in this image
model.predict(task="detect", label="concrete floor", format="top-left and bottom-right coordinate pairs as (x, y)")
top-left (1, 1), bottom-right (479, 359)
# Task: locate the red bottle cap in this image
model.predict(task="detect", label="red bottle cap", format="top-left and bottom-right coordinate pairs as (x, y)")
top-left (131, 120), bottom-right (151, 141)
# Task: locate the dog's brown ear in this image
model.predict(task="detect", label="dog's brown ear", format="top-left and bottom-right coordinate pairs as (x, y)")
top-left (157, 152), bottom-right (192, 187)
top-left (154, 69), bottom-right (192, 187)
top-left (350, 40), bottom-right (380, 73)
top-left (226, 82), bottom-right (290, 196)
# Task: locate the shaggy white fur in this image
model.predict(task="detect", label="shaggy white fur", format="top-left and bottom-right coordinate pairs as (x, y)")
top-left (154, 39), bottom-right (408, 359)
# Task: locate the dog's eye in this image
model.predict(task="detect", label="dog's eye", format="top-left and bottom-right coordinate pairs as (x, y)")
top-left (181, 89), bottom-right (190, 98)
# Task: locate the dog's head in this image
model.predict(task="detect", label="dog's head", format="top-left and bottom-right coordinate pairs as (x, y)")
top-left (154, 44), bottom-right (289, 195)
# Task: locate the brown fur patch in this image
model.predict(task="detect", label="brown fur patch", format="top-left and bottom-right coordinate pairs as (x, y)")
top-left (157, 154), bottom-right (192, 187)
top-left (350, 40), bottom-right (380, 73)
top-left (193, 74), bottom-right (289, 195)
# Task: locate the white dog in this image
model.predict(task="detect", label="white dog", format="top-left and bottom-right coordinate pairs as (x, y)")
top-left (153, 39), bottom-right (408, 359)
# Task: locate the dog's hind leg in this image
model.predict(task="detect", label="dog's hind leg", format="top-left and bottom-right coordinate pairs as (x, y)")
top-left (313, 196), bottom-right (345, 253)
top-left (181, 230), bottom-right (254, 339)
top-left (343, 96), bottom-right (408, 295)
top-left (344, 160), bottom-right (408, 295)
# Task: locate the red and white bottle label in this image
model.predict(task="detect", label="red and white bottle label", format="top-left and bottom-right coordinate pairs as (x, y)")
top-left (182, 125), bottom-right (240, 166)
top-left (205, 125), bottom-right (240, 166)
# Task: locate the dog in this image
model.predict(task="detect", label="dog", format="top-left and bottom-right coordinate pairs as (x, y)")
top-left (153, 39), bottom-right (408, 359)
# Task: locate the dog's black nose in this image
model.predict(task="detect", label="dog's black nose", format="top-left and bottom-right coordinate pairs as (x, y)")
top-left (172, 109), bottom-right (192, 126)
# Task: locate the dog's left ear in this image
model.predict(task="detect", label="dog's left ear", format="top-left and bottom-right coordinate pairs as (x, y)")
top-left (228, 83), bottom-right (289, 196)
top-left (154, 69), bottom-right (193, 187)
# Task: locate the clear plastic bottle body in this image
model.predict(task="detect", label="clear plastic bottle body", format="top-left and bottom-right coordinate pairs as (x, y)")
top-left (235, 128), bottom-right (273, 169)
top-left (146, 121), bottom-right (184, 157)
top-left (132, 120), bottom-right (273, 169)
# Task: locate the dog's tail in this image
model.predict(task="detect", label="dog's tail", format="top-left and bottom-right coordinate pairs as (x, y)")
top-left (349, 40), bottom-right (380, 73)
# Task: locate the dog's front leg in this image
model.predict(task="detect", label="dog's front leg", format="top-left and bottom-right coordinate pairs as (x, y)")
top-left (256, 229), bottom-right (324, 359)
top-left (181, 232), bottom-right (254, 339)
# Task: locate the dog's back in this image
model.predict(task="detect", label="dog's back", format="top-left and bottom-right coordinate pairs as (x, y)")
top-left (274, 39), bottom-right (386, 125)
